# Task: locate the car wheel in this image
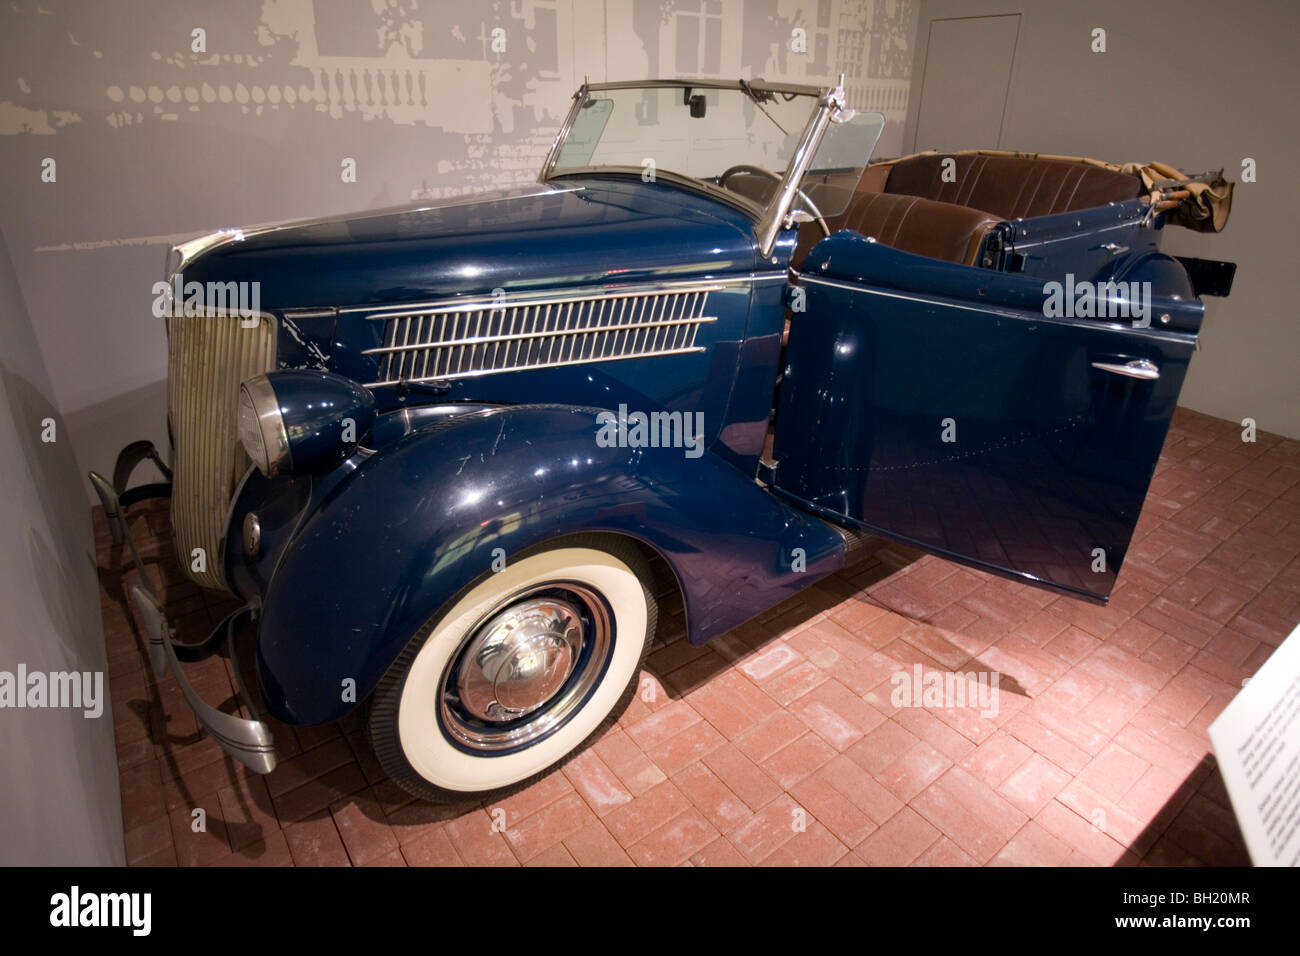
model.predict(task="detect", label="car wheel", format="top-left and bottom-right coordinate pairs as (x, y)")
top-left (368, 534), bottom-right (658, 803)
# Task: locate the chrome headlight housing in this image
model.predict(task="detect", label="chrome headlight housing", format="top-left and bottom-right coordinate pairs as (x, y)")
top-left (238, 370), bottom-right (376, 477)
top-left (238, 374), bottom-right (291, 476)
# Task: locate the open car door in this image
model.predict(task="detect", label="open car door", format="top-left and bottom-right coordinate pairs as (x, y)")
top-left (772, 234), bottom-right (1207, 601)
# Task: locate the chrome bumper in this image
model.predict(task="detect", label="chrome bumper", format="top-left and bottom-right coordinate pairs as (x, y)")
top-left (132, 590), bottom-right (278, 774)
top-left (91, 457), bottom-right (279, 775)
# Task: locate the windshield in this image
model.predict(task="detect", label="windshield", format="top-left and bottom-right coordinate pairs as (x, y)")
top-left (548, 85), bottom-right (821, 208)
top-left (799, 109), bottom-right (887, 219)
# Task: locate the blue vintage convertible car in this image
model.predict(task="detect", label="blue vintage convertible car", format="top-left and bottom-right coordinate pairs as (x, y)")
top-left (96, 78), bottom-right (1235, 801)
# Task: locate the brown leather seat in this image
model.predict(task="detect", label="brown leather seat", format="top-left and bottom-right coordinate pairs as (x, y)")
top-left (790, 153), bottom-right (1141, 268)
top-left (794, 191), bottom-right (1000, 266)
top-left (883, 154), bottom-right (1142, 220)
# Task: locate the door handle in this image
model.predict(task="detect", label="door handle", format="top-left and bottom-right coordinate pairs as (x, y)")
top-left (1090, 358), bottom-right (1160, 380)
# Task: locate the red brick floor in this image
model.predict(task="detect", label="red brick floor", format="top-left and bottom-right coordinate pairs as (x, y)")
top-left (97, 407), bottom-right (1299, 866)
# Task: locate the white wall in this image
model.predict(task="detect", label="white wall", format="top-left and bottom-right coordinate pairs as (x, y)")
top-left (0, 0), bottom-right (920, 503)
top-left (0, 224), bottom-right (123, 865)
top-left (906, 0), bottom-right (1300, 439)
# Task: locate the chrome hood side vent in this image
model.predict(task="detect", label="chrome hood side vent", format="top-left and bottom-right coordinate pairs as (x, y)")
top-left (361, 280), bottom-right (724, 388)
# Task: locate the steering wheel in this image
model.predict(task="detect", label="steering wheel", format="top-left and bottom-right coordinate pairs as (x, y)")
top-left (718, 164), bottom-right (830, 237)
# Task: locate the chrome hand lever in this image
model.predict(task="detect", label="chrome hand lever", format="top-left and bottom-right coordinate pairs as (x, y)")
top-left (1090, 358), bottom-right (1160, 380)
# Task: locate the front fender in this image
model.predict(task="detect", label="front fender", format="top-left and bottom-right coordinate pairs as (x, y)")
top-left (256, 404), bottom-right (844, 724)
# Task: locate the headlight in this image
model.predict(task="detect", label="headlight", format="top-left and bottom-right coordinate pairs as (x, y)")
top-left (238, 370), bottom-right (376, 476)
top-left (238, 375), bottom-right (290, 475)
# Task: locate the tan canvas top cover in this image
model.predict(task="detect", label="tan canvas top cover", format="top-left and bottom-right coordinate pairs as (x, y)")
top-left (870, 148), bottom-right (1234, 233)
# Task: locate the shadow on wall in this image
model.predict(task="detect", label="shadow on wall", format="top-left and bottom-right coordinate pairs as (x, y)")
top-left (4, 367), bottom-right (85, 653)
top-left (3, 362), bottom-right (90, 585)
top-left (66, 376), bottom-right (171, 497)
top-left (0, 229), bottom-right (124, 865)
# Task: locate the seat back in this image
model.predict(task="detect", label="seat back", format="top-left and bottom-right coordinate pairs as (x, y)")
top-left (794, 191), bottom-right (1000, 266)
top-left (884, 154), bottom-right (1142, 220)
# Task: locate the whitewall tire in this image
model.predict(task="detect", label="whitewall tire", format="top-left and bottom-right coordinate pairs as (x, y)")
top-left (368, 534), bottom-right (658, 803)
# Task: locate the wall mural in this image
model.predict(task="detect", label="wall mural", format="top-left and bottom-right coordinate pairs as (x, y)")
top-left (3, 0), bottom-right (914, 197)
top-left (0, 0), bottom-right (916, 493)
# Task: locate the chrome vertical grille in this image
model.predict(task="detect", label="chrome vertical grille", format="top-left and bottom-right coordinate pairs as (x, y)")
top-left (362, 283), bottom-right (720, 387)
top-left (168, 312), bottom-right (275, 590)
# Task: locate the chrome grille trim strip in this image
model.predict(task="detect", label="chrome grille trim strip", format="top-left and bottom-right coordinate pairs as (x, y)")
top-left (338, 271), bottom-right (785, 317)
top-left (364, 347), bottom-right (708, 389)
top-left (356, 277), bottom-right (764, 388)
top-left (360, 280), bottom-right (729, 318)
top-left (362, 316), bottom-right (715, 356)
top-left (167, 309), bottom-right (277, 591)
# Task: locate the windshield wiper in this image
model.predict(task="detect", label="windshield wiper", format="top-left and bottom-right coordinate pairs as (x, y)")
top-left (739, 79), bottom-right (789, 136)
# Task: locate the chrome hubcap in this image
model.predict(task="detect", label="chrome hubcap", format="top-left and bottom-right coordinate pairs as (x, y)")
top-left (439, 585), bottom-right (612, 753)
top-left (458, 598), bottom-right (583, 721)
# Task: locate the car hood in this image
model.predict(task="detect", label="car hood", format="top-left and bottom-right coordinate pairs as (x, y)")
top-left (179, 179), bottom-right (761, 310)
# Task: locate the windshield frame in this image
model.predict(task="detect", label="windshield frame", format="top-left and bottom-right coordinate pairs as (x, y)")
top-left (539, 78), bottom-right (843, 258)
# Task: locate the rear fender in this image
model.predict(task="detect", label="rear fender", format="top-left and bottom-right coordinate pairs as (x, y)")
top-left (1113, 251), bottom-right (1205, 334)
top-left (256, 404), bottom-right (843, 724)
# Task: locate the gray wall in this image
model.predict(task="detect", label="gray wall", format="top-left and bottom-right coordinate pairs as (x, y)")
top-left (0, 0), bottom-right (919, 502)
top-left (906, 0), bottom-right (1300, 439)
top-left (0, 224), bottom-right (123, 865)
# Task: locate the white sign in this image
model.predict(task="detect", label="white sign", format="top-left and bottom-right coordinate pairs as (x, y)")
top-left (1208, 623), bottom-right (1300, 866)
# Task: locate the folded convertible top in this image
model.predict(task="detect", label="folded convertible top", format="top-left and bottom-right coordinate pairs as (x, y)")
top-left (869, 148), bottom-right (1233, 233)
